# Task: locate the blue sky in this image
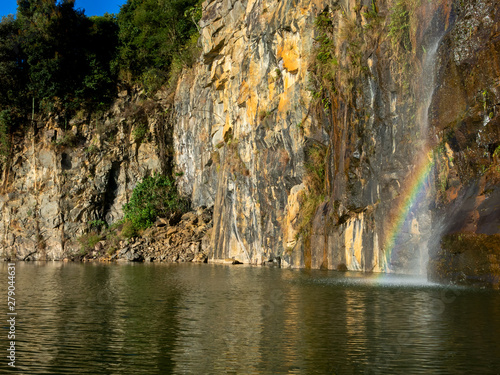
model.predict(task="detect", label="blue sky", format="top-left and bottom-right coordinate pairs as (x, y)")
top-left (0, 0), bottom-right (127, 18)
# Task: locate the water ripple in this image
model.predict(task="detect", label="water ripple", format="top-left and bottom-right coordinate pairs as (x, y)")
top-left (1, 262), bottom-right (499, 374)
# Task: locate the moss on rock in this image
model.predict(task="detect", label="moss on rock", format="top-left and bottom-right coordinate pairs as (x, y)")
top-left (429, 232), bottom-right (500, 288)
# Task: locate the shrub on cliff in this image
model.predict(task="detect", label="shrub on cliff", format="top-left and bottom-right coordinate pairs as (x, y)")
top-left (123, 174), bottom-right (189, 231)
top-left (78, 233), bottom-right (102, 255)
top-left (296, 143), bottom-right (327, 240)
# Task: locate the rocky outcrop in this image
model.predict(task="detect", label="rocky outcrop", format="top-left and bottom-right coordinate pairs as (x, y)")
top-left (173, 0), bottom-right (500, 278)
top-left (76, 206), bottom-right (213, 264)
top-left (174, 0), bottom-right (322, 266)
top-left (173, 0), bottom-right (432, 270)
top-left (0, 90), bottom-right (170, 260)
top-left (428, 233), bottom-right (500, 288)
top-left (425, 0), bottom-right (500, 284)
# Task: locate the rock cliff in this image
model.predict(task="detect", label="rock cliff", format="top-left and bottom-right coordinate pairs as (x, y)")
top-left (173, 0), bottom-right (500, 280)
top-left (174, 0), bottom-right (324, 266)
top-left (1, 0), bottom-right (500, 285)
top-left (0, 91), bottom-right (171, 258)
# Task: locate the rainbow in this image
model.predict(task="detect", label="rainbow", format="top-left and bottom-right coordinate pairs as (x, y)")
top-left (380, 151), bottom-right (435, 272)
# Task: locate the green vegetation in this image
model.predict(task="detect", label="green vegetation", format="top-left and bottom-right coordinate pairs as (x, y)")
top-left (89, 219), bottom-right (107, 230)
top-left (310, 0), bottom-right (421, 114)
top-left (0, 0), bottom-right (202, 174)
top-left (0, 110), bottom-right (12, 165)
top-left (14, 1), bottom-right (119, 116)
top-left (387, 0), bottom-right (421, 91)
top-left (493, 145), bottom-right (500, 158)
top-left (433, 143), bottom-right (450, 197)
top-left (116, 0), bottom-right (201, 91)
top-left (258, 110), bottom-right (272, 121)
top-left (388, 0), bottom-right (412, 52)
top-left (310, 7), bottom-right (368, 108)
top-left (78, 233), bottom-right (102, 255)
top-left (104, 228), bottom-right (122, 255)
top-left (296, 143), bottom-right (328, 239)
top-left (430, 232), bottom-right (500, 288)
top-left (53, 131), bottom-right (78, 148)
top-left (123, 173), bottom-right (190, 231)
top-left (78, 220), bottom-right (124, 257)
top-left (302, 0), bottom-right (426, 242)
top-left (132, 122), bottom-right (149, 143)
top-left (120, 219), bottom-right (139, 239)
top-left (305, 144), bottom-right (327, 193)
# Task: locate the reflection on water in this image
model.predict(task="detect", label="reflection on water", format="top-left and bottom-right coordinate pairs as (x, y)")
top-left (1, 262), bottom-right (500, 374)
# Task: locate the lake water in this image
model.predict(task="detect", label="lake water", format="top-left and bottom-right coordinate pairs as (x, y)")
top-left (1, 262), bottom-right (500, 374)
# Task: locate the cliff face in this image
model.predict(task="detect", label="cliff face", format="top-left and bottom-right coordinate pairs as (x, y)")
top-left (174, 0), bottom-right (324, 266)
top-left (0, 92), bottom-right (170, 259)
top-left (174, 0), bottom-right (500, 276)
top-left (427, 0), bottom-right (500, 285)
top-left (1, 0), bottom-right (499, 282)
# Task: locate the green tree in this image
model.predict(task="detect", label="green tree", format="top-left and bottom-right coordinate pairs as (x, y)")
top-left (0, 0), bottom-right (200, 131)
top-left (0, 16), bottom-right (27, 119)
top-left (116, 0), bottom-right (201, 88)
top-left (17, 0), bottom-right (70, 109)
top-left (17, 0), bottom-right (118, 116)
top-left (0, 110), bottom-right (13, 170)
top-left (76, 14), bottom-right (119, 110)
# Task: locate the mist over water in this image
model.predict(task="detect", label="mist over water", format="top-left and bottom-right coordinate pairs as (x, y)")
top-left (2, 262), bottom-right (500, 374)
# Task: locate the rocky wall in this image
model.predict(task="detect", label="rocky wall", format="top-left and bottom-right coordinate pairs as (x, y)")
top-left (174, 0), bottom-right (500, 275)
top-left (426, 0), bottom-right (500, 285)
top-left (2, 0), bottom-right (499, 279)
top-left (0, 90), bottom-right (169, 259)
top-left (174, 0), bottom-right (327, 265)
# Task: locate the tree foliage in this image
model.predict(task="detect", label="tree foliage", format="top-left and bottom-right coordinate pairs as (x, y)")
top-left (0, 110), bottom-right (12, 163)
top-left (0, 0), bottom-right (201, 118)
top-left (116, 0), bottom-right (201, 88)
top-left (0, 16), bottom-right (26, 119)
top-left (15, 0), bottom-right (119, 114)
top-left (0, 0), bottom-right (202, 174)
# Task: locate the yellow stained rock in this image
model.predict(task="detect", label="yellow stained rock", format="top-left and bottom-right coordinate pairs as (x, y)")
top-left (277, 41), bottom-right (300, 74)
top-left (237, 81), bottom-right (250, 107)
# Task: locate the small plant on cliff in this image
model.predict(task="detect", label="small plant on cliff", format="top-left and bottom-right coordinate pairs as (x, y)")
top-left (296, 143), bottom-right (328, 240)
top-left (132, 122), bottom-right (148, 143)
top-left (310, 5), bottom-right (370, 116)
top-left (85, 144), bottom-right (99, 155)
top-left (120, 220), bottom-right (138, 239)
top-left (388, 0), bottom-right (412, 52)
top-left (53, 131), bottom-right (78, 148)
top-left (305, 144), bottom-right (327, 191)
top-left (123, 173), bottom-right (190, 231)
top-left (258, 109), bottom-right (271, 121)
top-left (89, 219), bottom-right (107, 231)
top-left (78, 233), bottom-right (102, 255)
top-left (387, 0), bottom-right (421, 91)
top-left (493, 146), bottom-right (500, 159)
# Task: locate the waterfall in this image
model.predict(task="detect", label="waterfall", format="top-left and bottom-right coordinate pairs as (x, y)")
top-left (383, 30), bottom-right (445, 276)
top-left (419, 37), bottom-right (443, 136)
top-left (412, 33), bottom-right (444, 275)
